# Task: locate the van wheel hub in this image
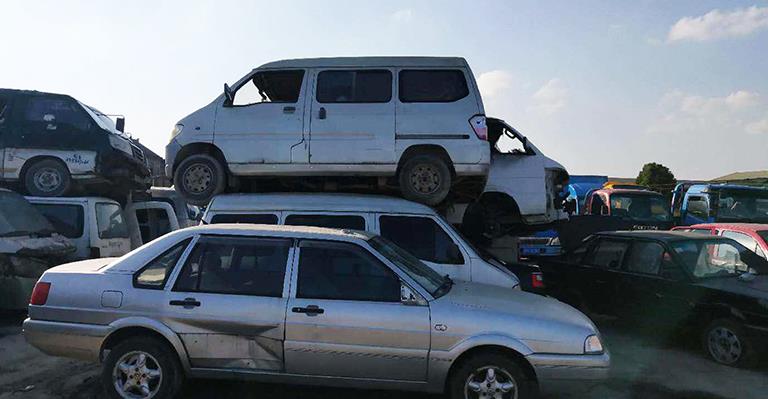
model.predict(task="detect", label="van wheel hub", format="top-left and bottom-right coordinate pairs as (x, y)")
top-left (183, 164), bottom-right (213, 194)
top-left (33, 167), bottom-right (62, 192)
top-left (409, 164), bottom-right (440, 194)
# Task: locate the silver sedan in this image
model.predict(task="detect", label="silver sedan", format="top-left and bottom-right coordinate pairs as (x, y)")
top-left (24, 224), bottom-right (609, 399)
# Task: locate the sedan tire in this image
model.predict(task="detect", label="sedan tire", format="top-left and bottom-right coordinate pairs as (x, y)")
top-left (448, 352), bottom-right (536, 399)
top-left (702, 319), bottom-right (756, 368)
top-left (102, 336), bottom-right (184, 399)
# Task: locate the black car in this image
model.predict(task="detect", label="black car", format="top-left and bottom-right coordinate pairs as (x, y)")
top-left (0, 89), bottom-right (150, 197)
top-left (537, 230), bottom-right (768, 367)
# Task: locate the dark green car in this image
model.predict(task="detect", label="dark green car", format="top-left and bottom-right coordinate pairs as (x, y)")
top-left (538, 230), bottom-right (768, 367)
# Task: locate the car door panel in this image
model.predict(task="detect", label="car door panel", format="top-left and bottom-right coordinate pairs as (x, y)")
top-left (284, 240), bottom-right (430, 381)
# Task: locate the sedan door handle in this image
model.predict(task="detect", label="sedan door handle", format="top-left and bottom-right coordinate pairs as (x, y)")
top-left (283, 106), bottom-right (296, 114)
top-left (292, 305), bottom-right (324, 316)
top-left (169, 298), bottom-right (201, 308)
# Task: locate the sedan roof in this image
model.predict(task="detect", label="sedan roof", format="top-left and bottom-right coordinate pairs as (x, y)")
top-left (596, 230), bottom-right (726, 242)
top-left (685, 223), bottom-right (768, 233)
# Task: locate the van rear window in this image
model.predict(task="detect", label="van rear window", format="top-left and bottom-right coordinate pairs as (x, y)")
top-left (316, 70), bottom-right (392, 103)
top-left (399, 70), bottom-right (469, 103)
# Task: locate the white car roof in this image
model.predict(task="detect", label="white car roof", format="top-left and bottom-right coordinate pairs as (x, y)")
top-left (206, 193), bottom-right (437, 215)
top-left (24, 196), bottom-right (119, 204)
top-left (257, 56), bottom-right (468, 70)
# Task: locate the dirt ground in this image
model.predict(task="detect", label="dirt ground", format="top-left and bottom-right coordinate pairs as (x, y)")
top-left (1, 316), bottom-right (766, 399)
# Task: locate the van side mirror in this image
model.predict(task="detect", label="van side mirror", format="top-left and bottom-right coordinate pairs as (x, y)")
top-left (115, 117), bottom-right (125, 133)
top-left (224, 83), bottom-right (234, 107)
top-left (401, 283), bottom-right (426, 306)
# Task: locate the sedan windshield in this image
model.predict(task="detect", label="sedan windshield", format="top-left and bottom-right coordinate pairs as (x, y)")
top-left (368, 236), bottom-right (446, 297)
top-left (672, 239), bottom-right (768, 278)
top-left (610, 194), bottom-right (671, 222)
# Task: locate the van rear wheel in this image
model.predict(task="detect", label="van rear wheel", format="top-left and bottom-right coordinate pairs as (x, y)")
top-left (174, 154), bottom-right (226, 206)
top-left (398, 154), bottom-right (452, 206)
top-left (23, 158), bottom-right (71, 197)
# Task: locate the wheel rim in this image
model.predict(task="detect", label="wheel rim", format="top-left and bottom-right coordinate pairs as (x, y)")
top-left (464, 366), bottom-right (518, 399)
top-left (112, 351), bottom-right (163, 399)
top-left (33, 167), bottom-right (62, 193)
top-left (707, 326), bottom-right (742, 365)
top-left (409, 163), bottom-right (441, 194)
top-left (182, 163), bottom-right (213, 194)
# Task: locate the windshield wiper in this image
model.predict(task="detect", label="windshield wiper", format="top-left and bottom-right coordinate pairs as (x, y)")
top-left (433, 275), bottom-right (454, 297)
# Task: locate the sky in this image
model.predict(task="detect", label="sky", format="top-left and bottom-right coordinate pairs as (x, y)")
top-left (2, 0), bottom-right (767, 180)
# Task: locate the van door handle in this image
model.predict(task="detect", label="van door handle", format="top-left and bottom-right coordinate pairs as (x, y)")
top-left (169, 298), bottom-right (201, 308)
top-left (318, 107), bottom-right (326, 119)
top-left (292, 305), bottom-right (324, 316)
top-left (283, 106), bottom-right (296, 114)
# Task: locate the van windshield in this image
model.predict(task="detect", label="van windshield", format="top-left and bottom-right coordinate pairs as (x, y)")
top-left (96, 203), bottom-right (129, 239)
top-left (716, 190), bottom-right (768, 223)
top-left (610, 193), bottom-right (671, 222)
top-left (80, 103), bottom-right (122, 135)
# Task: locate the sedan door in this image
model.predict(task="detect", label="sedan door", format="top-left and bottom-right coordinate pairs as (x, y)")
top-left (309, 69), bottom-right (396, 164)
top-left (162, 235), bottom-right (293, 371)
top-left (284, 240), bottom-right (430, 381)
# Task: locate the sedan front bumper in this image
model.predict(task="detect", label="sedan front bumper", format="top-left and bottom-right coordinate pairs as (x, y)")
top-left (526, 351), bottom-right (610, 382)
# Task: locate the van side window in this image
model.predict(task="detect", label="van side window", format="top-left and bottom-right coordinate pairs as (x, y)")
top-left (399, 70), bottom-right (469, 103)
top-left (209, 213), bottom-right (278, 224)
top-left (379, 216), bottom-right (464, 264)
top-left (285, 214), bottom-right (366, 230)
top-left (175, 236), bottom-right (291, 297)
top-left (135, 238), bottom-right (192, 289)
top-left (96, 203), bottom-right (129, 239)
top-left (233, 70), bottom-right (305, 106)
top-left (316, 70), bottom-right (392, 103)
top-left (24, 97), bottom-right (91, 131)
top-left (32, 203), bottom-right (85, 238)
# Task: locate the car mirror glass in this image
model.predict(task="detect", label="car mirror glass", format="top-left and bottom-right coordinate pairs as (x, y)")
top-left (400, 282), bottom-right (426, 306)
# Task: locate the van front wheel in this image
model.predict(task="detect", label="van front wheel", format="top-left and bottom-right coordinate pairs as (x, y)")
top-left (174, 154), bottom-right (226, 206)
top-left (399, 154), bottom-right (452, 206)
top-left (23, 158), bottom-right (71, 197)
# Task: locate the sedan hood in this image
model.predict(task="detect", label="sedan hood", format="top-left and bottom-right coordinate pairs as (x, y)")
top-left (441, 281), bottom-right (595, 330)
top-left (696, 275), bottom-right (768, 299)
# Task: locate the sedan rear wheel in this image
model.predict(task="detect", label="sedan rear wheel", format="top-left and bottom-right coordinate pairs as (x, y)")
top-left (102, 337), bottom-right (183, 399)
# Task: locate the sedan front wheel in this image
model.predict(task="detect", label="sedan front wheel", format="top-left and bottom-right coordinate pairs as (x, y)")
top-left (703, 319), bottom-right (756, 368)
top-left (448, 352), bottom-right (536, 399)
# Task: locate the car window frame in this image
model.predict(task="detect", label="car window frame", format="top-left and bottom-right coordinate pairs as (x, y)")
top-left (171, 234), bottom-right (295, 298)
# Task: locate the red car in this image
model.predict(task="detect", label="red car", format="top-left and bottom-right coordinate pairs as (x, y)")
top-left (672, 223), bottom-right (768, 259)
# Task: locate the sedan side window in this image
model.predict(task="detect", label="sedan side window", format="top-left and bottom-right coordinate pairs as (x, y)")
top-left (584, 239), bottom-right (629, 269)
top-left (134, 238), bottom-right (192, 289)
top-left (297, 240), bottom-right (401, 302)
top-left (624, 242), bottom-right (665, 275)
top-left (722, 231), bottom-right (760, 254)
top-left (379, 216), bottom-right (464, 264)
top-left (174, 236), bottom-right (291, 297)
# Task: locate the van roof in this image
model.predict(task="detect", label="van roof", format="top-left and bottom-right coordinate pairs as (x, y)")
top-left (257, 56), bottom-right (469, 69)
top-left (25, 196), bottom-right (120, 205)
top-left (207, 193), bottom-right (437, 215)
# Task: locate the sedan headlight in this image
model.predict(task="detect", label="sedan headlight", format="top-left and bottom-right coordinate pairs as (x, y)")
top-left (171, 123), bottom-right (184, 138)
top-left (108, 134), bottom-right (133, 155)
top-left (584, 335), bottom-right (604, 354)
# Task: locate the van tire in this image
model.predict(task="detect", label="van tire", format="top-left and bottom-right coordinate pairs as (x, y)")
top-left (23, 158), bottom-right (71, 197)
top-left (398, 154), bottom-right (452, 206)
top-left (174, 154), bottom-right (226, 206)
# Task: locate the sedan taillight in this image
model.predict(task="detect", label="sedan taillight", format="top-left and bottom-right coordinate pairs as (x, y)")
top-left (30, 282), bottom-right (51, 306)
top-left (531, 272), bottom-right (545, 289)
top-left (469, 115), bottom-right (487, 141)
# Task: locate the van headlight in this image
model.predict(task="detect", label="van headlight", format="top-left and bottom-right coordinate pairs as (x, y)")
top-left (584, 335), bottom-right (604, 354)
top-left (108, 134), bottom-right (133, 155)
top-left (171, 123), bottom-right (184, 138)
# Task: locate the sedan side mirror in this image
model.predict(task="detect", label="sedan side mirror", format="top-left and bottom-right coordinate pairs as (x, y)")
top-left (401, 283), bottom-right (426, 306)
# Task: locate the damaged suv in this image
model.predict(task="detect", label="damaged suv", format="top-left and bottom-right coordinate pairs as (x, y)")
top-left (0, 189), bottom-right (74, 311)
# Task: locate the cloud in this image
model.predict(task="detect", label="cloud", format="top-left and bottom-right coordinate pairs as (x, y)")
top-left (390, 8), bottom-right (414, 23)
top-left (476, 70), bottom-right (514, 98)
top-left (667, 6), bottom-right (768, 42)
top-left (746, 118), bottom-right (768, 135)
top-left (529, 78), bottom-right (568, 115)
top-left (648, 89), bottom-right (765, 135)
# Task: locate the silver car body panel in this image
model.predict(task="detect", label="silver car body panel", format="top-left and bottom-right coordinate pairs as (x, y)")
top-left (24, 225), bottom-right (608, 394)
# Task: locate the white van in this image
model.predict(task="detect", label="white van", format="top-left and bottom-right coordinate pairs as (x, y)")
top-left (201, 193), bottom-right (520, 289)
top-left (166, 57), bottom-right (490, 207)
top-left (26, 196), bottom-right (131, 259)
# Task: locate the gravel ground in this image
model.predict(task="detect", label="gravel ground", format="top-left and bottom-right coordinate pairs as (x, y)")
top-left (1, 317), bottom-right (766, 399)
